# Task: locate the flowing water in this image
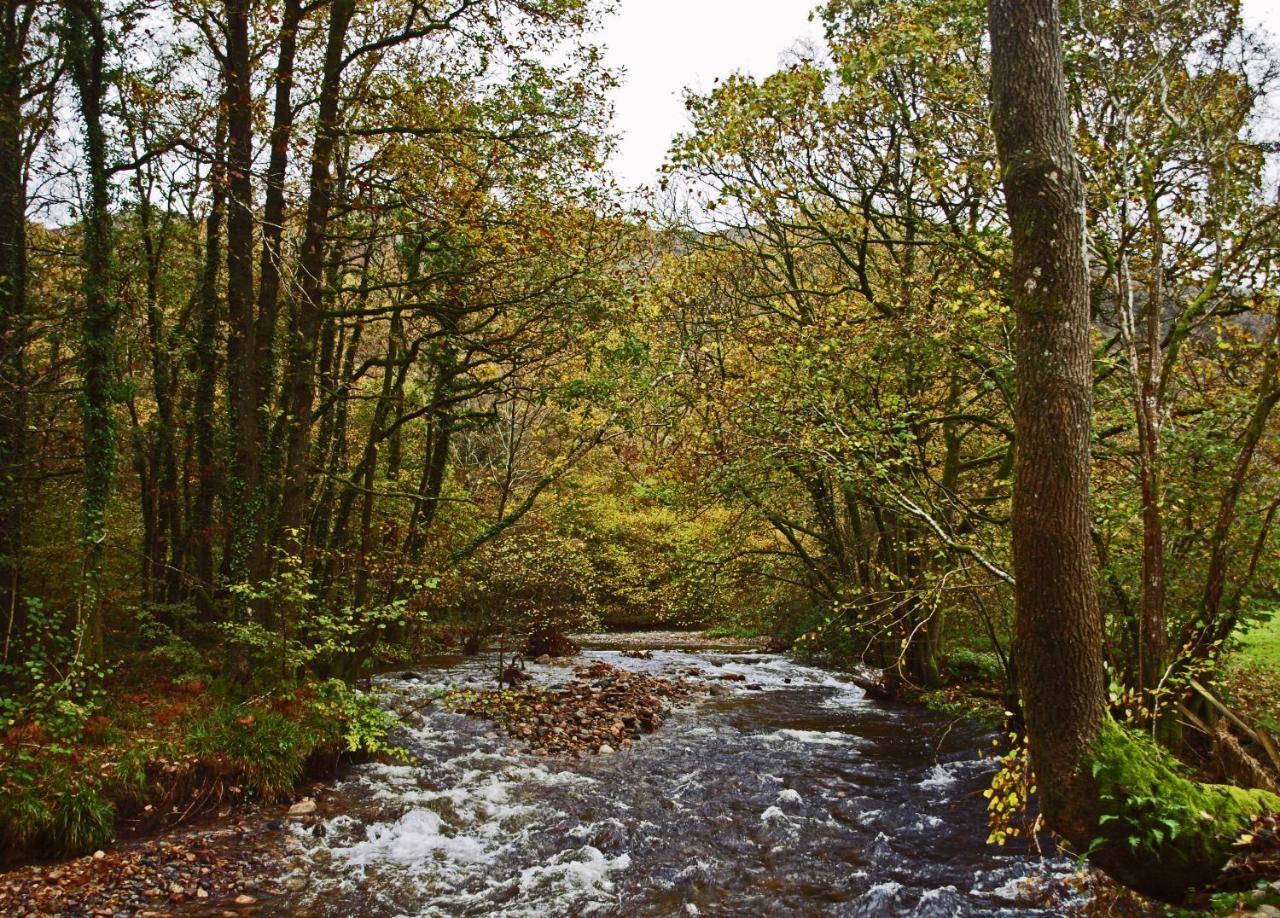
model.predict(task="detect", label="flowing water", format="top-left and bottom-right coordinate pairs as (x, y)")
top-left (268, 642), bottom-right (1071, 916)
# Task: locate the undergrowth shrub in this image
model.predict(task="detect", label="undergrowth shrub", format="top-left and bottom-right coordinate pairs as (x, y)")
top-left (182, 704), bottom-right (310, 799)
top-left (135, 603), bottom-right (210, 682)
top-left (0, 762), bottom-right (114, 856)
top-left (0, 598), bottom-right (109, 743)
top-left (945, 648), bottom-right (1004, 682)
top-left (53, 786), bottom-right (114, 854)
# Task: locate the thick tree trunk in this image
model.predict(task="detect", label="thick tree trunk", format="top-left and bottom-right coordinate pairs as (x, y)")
top-left (65, 0), bottom-right (116, 662)
top-left (0, 0), bottom-right (29, 672)
top-left (222, 0), bottom-right (266, 614)
top-left (990, 0), bottom-right (1106, 843)
top-left (989, 0), bottom-right (1278, 901)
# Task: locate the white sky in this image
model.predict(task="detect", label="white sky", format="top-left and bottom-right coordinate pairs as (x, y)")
top-left (598, 0), bottom-right (1280, 193)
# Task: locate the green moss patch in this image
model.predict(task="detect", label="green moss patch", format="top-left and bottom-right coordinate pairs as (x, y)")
top-left (1089, 718), bottom-right (1280, 900)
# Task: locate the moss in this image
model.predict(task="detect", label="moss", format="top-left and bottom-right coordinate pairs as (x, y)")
top-left (1089, 718), bottom-right (1280, 900)
top-left (944, 648), bottom-right (1005, 682)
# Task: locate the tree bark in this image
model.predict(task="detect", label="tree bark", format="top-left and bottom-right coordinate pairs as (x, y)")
top-left (222, 0), bottom-right (266, 613)
top-left (989, 1), bottom-right (1278, 901)
top-left (990, 0), bottom-right (1106, 852)
top-left (253, 0), bottom-right (303, 427)
top-left (277, 0), bottom-right (355, 554)
top-left (64, 0), bottom-right (116, 661)
top-left (188, 116), bottom-right (227, 618)
top-left (0, 0), bottom-right (31, 673)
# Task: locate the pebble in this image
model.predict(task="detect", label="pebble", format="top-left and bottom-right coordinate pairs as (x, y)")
top-left (447, 661), bottom-right (694, 756)
top-left (287, 799), bottom-right (317, 817)
top-left (0, 831), bottom-right (280, 915)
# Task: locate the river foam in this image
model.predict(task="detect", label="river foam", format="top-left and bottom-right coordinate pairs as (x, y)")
top-left (272, 643), bottom-right (1069, 916)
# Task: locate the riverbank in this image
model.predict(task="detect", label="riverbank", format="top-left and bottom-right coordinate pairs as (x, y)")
top-left (0, 816), bottom-right (288, 915)
top-left (0, 673), bottom-right (395, 873)
top-left (2, 633), bottom-right (1069, 915)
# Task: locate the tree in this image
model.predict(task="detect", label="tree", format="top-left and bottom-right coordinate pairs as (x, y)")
top-left (0, 0), bottom-right (46, 676)
top-left (989, 0), bottom-right (1277, 901)
top-left (63, 0), bottom-right (117, 660)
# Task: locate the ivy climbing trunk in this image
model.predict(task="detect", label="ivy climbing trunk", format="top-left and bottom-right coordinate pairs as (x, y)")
top-left (64, 0), bottom-right (116, 662)
top-left (222, 0), bottom-right (265, 679)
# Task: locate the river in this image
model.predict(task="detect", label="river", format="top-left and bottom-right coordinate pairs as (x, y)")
top-left (265, 640), bottom-right (1072, 916)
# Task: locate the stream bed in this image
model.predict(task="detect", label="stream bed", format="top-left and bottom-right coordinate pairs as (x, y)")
top-left (266, 642), bottom-right (1072, 916)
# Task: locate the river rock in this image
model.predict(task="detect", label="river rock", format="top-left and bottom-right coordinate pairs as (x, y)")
top-left (446, 660), bottom-right (695, 756)
top-left (597, 744), bottom-right (615, 754)
top-left (288, 799), bottom-right (316, 817)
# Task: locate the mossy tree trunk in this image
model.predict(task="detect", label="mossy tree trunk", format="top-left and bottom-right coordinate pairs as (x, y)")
top-left (988, 0), bottom-right (1279, 902)
top-left (64, 0), bottom-right (116, 662)
top-left (989, 0), bottom-right (1108, 847)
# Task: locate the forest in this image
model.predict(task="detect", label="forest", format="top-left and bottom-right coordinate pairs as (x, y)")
top-left (1, 0), bottom-right (1279, 913)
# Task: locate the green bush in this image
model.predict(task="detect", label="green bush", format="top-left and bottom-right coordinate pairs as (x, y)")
top-left (944, 648), bottom-right (1004, 682)
top-left (52, 786), bottom-right (114, 854)
top-left (308, 679), bottom-right (404, 758)
top-left (0, 763), bottom-right (114, 856)
top-left (0, 598), bottom-right (109, 744)
top-left (183, 704), bottom-right (310, 799)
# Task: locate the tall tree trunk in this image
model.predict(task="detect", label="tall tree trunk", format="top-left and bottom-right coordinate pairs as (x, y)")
top-left (65, 0), bottom-right (116, 662)
top-left (989, 0), bottom-right (1278, 901)
top-left (0, 0), bottom-right (30, 674)
top-left (253, 0), bottom-right (303, 431)
top-left (189, 117), bottom-right (226, 618)
top-left (990, 0), bottom-right (1105, 843)
top-left (132, 162), bottom-right (184, 605)
top-left (277, 0), bottom-right (355, 554)
top-left (222, 0), bottom-right (267, 675)
top-left (404, 384), bottom-right (455, 562)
